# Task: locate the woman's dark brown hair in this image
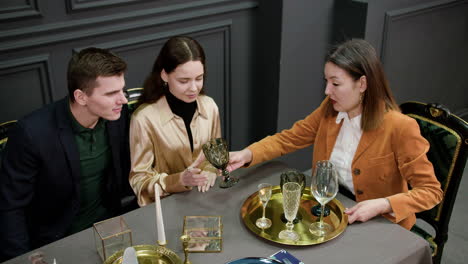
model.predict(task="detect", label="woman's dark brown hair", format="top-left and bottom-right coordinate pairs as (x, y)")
top-left (137, 36), bottom-right (206, 108)
top-left (325, 39), bottom-right (399, 131)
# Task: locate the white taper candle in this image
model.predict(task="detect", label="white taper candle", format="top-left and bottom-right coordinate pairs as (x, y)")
top-left (154, 183), bottom-right (167, 245)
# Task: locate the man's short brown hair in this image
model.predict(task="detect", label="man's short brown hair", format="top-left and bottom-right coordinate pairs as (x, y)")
top-left (67, 47), bottom-right (127, 102)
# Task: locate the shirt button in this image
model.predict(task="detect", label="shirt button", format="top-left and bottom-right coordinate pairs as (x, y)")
top-left (356, 189), bottom-right (364, 195)
top-left (353, 168), bottom-right (360, 175)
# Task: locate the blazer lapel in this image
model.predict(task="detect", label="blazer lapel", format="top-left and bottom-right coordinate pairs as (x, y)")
top-left (55, 98), bottom-right (81, 188)
top-left (107, 120), bottom-right (121, 171)
top-left (106, 119), bottom-right (123, 193)
top-left (326, 117), bottom-right (342, 159)
top-left (353, 126), bottom-right (384, 163)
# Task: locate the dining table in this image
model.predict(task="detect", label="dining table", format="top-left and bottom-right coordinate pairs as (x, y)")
top-left (2, 161), bottom-right (433, 264)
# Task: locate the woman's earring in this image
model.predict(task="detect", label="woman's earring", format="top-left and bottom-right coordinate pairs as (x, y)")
top-left (359, 93), bottom-right (364, 104)
top-left (163, 81), bottom-right (168, 88)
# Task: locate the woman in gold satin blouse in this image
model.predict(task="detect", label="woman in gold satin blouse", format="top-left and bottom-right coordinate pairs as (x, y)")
top-left (226, 39), bottom-right (443, 229)
top-left (130, 36), bottom-right (221, 206)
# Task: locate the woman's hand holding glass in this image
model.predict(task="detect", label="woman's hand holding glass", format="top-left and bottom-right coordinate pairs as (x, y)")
top-left (278, 182), bottom-right (302, 241)
top-left (197, 170), bottom-right (217, 193)
top-left (255, 183), bottom-right (272, 229)
top-left (309, 161), bottom-right (339, 237)
top-left (180, 167), bottom-right (208, 186)
top-left (179, 152), bottom-right (210, 190)
top-left (226, 148), bottom-right (252, 172)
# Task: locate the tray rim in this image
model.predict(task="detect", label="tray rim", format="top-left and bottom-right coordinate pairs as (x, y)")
top-left (103, 244), bottom-right (182, 264)
top-left (226, 257), bottom-right (283, 264)
top-left (240, 185), bottom-right (348, 246)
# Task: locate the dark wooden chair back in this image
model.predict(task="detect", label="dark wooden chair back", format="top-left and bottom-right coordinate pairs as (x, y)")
top-left (126, 87), bottom-right (144, 115)
top-left (400, 101), bottom-right (468, 264)
top-left (0, 120), bottom-right (17, 170)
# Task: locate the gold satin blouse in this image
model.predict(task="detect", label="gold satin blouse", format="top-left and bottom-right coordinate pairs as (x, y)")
top-left (129, 95), bottom-right (221, 206)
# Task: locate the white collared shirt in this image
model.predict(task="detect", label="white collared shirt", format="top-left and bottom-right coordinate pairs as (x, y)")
top-left (329, 112), bottom-right (363, 195)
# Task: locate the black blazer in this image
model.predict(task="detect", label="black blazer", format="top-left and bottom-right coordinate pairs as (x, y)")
top-left (0, 97), bottom-right (131, 261)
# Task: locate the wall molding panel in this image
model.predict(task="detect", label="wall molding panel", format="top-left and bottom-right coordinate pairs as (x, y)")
top-left (380, 0), bottom-right (467, 62)
top-left (0, 0), bottom-right (263, 148)
top-left (75, 20), bottom-right (232, 50)
top-left (0, 0), bottom-right (257, 52)
top-left (66, 0), bottom-right (151, 12)
top-left (0, 0), bottom-right (40, 21)
top-left (0, 54), bottom-right (54, 106)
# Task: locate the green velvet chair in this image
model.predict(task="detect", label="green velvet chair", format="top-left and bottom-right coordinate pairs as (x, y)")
top-left (400, 101), bottom-right (468, 264)
top-left (0, 120), bottom-right (17, 169)
top-left (125, 87), bottom-right (144, 115)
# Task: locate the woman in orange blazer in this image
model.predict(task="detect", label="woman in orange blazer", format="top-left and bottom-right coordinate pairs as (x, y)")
top-left (227, 39), bottom-right (443, 230)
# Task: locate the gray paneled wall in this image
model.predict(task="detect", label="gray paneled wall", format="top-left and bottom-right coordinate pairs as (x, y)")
top-left (276, 0), bottom-right (467, 170)
top-left (380, 0), bottom-right (468, 111)
top-left (332, 0), bottom-right (468, 112)
top-left (275, 1), bottom-right (334, 170)
top-left (2, 0), bottom-right (466, 171)
top-left (0, 0), bottom-right (283, 151)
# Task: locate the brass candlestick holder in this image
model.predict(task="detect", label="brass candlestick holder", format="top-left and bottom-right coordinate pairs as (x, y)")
top-left (104, 244), bottom-right (182, 264)
top-left (180, 235), bottom-right (191, 264)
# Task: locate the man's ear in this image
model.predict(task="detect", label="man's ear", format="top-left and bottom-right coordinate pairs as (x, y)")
top-left (73, 89), bottom-right (87, 106)
top-left (359, 75), bottom-right (367, 93)
top-left (160, 69), bottom-right (168, 83)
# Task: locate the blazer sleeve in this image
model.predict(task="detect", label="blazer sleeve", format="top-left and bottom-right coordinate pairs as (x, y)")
top-left (386, 116), bottom-right (443, 223)
top-left (129, 113), bottom-right (189, 207)
top-left (0, 121), bottom-right (39, 260)
top-left (247, 98), bottom-right (327, 166)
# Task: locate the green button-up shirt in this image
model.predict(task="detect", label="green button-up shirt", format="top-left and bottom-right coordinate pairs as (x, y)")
top-left (67, 108), bottom-right (113, 234)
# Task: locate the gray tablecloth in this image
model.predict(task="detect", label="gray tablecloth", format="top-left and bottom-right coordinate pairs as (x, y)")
top-left (2, 161), bottom-right (433, 264)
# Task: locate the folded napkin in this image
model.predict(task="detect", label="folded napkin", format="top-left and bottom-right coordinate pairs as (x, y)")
top-left (270, 249), bottom-right (304, 264)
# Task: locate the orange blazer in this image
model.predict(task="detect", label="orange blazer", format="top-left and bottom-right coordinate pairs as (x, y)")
top-left (248, 99), bottom-right (443, 229)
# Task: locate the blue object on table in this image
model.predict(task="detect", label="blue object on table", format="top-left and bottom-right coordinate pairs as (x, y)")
top-left (226, 257), bottom-right (283, 264)
top-left (311, 204), bottom-right (331, 217)
top-left (270, 249), bottom-right (304, 264)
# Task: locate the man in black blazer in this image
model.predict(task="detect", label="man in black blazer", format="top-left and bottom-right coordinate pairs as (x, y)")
top-left (0, 48), bottom-right (133, 261)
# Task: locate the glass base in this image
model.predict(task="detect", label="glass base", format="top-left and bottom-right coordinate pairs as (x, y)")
top-left (219, 176), bottom-right (239, 188)
top-left (278, 229), bottom-right (300, 241)
top-left (280, 213), bottom-right (302, 224)
top-left (309, 221), bottom-right (334, 237)
top-left (255, 217), bottom-right (272, 229)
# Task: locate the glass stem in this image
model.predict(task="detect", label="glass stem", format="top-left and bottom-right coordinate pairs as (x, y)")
top-left (222, 170), bottom-right (229, 181)
top-left (319, 204), bottom-right (325, 228)
top-left (286, 221), bottom-right (294, 231)
top-left (262, 204), bottom-right (266, 219)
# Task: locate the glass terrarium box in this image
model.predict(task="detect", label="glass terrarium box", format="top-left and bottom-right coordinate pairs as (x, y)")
top-left (93, 216), bottom-right (133, 261)
top-left (183, 216), bottom-right (222, 252)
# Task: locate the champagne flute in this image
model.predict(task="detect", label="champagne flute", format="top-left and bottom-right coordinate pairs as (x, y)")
top-left (280, 169), bottom-right (306, 224)
top-left (309, 160), bottom-right (339, 237)
top-left (255, 183), bottom-right (272, 229)
top-left (278, 182), bottom-right (302, 241)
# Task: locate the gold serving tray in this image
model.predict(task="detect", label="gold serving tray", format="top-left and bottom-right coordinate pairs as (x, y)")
top-left (103, 244), bottom-right (182, 264)
top-left (241, 185), bottom-right (348, 245)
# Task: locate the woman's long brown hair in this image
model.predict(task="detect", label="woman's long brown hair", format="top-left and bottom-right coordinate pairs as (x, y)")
top-left (325, 39), bottom-right (399, 131)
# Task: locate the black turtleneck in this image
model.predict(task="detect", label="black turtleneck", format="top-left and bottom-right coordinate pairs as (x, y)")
top-left (166, 91), bottom-right (197, 152)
